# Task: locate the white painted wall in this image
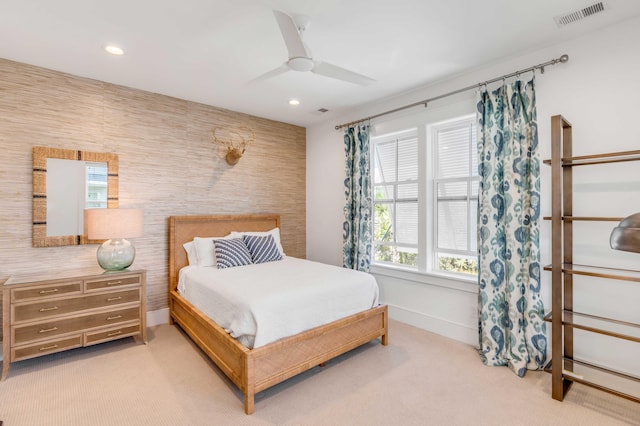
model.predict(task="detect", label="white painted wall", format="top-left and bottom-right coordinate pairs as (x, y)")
top-left (307, 16), bottom-right (640, 378)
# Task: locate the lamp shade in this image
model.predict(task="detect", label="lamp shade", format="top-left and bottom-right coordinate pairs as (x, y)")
top-left (84, 208), bottom-right (143, 240)
top-left (610, 212), bottom-right (640, 253)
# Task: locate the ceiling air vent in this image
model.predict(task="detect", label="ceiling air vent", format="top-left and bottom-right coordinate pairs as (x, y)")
top-left (310, 107), bottom-right (330, 117)
top-left (554, 2), bottom-right (609, 27)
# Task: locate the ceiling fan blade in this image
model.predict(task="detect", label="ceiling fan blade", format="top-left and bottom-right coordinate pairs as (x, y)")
top-left (312, 61), bottom-right (376, 86)
top-left (273, 10), bottom-right (309, 59)
top-left (248, 64), bottom-right (289, 84)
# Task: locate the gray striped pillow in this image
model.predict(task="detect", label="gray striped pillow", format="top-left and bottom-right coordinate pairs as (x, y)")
top-left (243, 234), bottom-right (283, 264)
top-left (213, 238), bottom-right (253, 269)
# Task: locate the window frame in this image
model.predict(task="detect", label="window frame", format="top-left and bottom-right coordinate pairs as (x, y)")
top-left (372, 129), bottom-right (419, 268)
top-left (369, 99), bottom-right (478, 284)
top-left (430, 114), bottom-right (479, 276)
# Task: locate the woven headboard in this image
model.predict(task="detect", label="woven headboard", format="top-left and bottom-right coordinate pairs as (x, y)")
top-left (168, 214), bottom-right (280, 292)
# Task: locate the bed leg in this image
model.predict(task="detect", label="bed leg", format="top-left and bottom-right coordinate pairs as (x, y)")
top-left (381, 333), bottom-right (388, 346)
top-left (168, 300), bottom-right (175, 325)
top-left (244, 392), bottom-right (255, 415)
top-left (381, 306), bottom-right (389, 345)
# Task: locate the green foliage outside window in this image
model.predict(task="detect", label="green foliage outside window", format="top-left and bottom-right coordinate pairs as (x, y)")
top-left (374, 201), bottom-right (391, 242)
top-left (438, 256), bottom-right (478, 275)
top-left (377, 193), bottom-right (475, 272)
top-left (374, 245), bottom-right (418, 267)
top-left (374, 201), bottom-right (417, 266)
top-left (374, 201), bottom-right (393, 262)
top-left (397, 251), bottom-right (417, 266)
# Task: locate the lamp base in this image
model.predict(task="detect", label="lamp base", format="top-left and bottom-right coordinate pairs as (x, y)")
top-left (97, 238), bottom-right (136, 271)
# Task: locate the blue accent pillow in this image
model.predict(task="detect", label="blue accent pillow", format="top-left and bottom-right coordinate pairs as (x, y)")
top-left (213, 238), bottom-right (253, 269)
top-left (243, 234), bottom-right (283, 264)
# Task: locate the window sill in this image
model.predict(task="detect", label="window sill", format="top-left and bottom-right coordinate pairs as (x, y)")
top-left (370, 264), bottom-right (478, 294)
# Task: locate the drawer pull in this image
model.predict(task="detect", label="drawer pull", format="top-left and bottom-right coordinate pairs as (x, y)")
top-left (106, 280), bottom-right (122, 286)
top-left (39, 344), bottom-right (59, 351)
top-left (39, 288), bottom-right (59, 294)
top-left (107, 330), bottom-right (123, 337)
top-left (106, 296), bottom-right (123, 302)
top-left (39, 327), bottom-right (59, 333)
top-left (39, 306), bottom-right (59, 312)
top-left (106, 315), bottom-right (123, 321)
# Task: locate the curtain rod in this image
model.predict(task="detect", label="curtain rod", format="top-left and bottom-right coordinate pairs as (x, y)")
top-left (334, 54), bottom-right (569, 130)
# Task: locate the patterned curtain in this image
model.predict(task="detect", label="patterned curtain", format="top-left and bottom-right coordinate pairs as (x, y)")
top-left (343, 124), bottom-right (373, 271)
top-left (476, 78), bottom-right (547, 376)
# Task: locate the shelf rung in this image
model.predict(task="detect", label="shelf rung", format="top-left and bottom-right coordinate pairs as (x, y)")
top-left (543, 149), bottom-right (640, 166)
top-left (544, 310), bottom-right (640, 342)
top-left (542, 216), bottom-right (623, 222)
top-left (543, 263), bottom-right (640, 282)
top-left (562, 358), bottom-right (640, 403)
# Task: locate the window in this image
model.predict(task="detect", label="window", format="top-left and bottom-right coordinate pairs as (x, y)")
top-left (432, 117), bottom-right (479, 275)
top-left (86, 162), bottom-right (108, 209)
top-left (371, 113), bottom-right (478, 277)
top-left (372, 129), bottom-right (418, 267)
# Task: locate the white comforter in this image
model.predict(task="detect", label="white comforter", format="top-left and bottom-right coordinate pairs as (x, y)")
top-left (177, 257), bottom-right (379, 349)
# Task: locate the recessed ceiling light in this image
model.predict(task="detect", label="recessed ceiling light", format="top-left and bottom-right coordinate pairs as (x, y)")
top-left (288, 99), bottom-right (300, 106)
top-left (105, 45), bottom-right (124, 55)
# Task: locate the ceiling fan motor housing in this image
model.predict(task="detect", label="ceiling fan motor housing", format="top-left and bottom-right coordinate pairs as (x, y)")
top-left (288, 57), bottom-right (314, 72)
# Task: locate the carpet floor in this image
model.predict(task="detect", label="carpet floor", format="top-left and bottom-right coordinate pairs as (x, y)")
top-left (0, 320), bottom-right (638, 425)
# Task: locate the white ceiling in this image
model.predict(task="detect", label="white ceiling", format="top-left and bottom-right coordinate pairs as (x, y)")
top-left (1, 0), bottom-right (639, 127)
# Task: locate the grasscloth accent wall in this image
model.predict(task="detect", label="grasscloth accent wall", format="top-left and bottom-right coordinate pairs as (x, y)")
top-left (0, 59), bottom-right (306, 340)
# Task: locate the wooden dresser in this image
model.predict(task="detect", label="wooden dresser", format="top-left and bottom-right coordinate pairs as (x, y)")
top-left (2, 268), bottom-right (146, 380)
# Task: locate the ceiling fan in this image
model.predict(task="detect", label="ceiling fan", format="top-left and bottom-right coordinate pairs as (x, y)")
top-left (251, 10), bottom-right (376, 86)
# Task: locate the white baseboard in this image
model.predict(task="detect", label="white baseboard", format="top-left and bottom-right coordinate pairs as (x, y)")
top-left (147, 308), bottom-right (170, 327)
top-left (388, 304), bottom-right (478, 347)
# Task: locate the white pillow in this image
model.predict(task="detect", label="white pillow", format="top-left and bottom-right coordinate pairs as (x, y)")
top-left (230, 227), bottom-right (285, 257)
top-left (193, 234), bottom-right (234, 267)
top-left (183, 241), bottom-right (199, 265)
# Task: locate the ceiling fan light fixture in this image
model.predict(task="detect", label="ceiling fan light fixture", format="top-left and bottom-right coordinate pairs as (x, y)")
top-left (288, 57), bottom-right (314, 72)
top-left (288, 99), bottom-right (300, 106)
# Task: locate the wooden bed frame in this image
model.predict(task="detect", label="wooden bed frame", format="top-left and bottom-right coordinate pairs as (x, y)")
top-left (168, 214), bottom-right (388, 414)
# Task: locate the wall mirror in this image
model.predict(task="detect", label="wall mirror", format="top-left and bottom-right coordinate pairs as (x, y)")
top-left (32, 146), bottom-right (119, 247)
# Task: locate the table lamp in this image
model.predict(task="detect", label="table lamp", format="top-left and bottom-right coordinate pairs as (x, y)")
top-left (84, 208), bottom-right (143, 271)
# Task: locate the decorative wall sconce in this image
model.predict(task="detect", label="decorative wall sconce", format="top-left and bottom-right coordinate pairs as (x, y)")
top-left (610, 212), bottom-right (640, 253)
top-left (212, 126), bottom-right (255, 165)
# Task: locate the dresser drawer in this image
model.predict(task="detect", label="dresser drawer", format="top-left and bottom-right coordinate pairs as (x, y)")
top-left (13, 306), bottom-right (140, 345)
top-left (85, 274), bottom-right (141, 292)
top-left (13, 289), bottom-right (141, 323)
top-left (12, 335), bottom-right (83, 362)
top-left (11, 281), bottom-right (82, 302)
top-left (85, 322), bottom-right (141, 346)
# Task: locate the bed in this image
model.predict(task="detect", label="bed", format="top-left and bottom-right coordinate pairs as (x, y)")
top-left (168, 214), bottom-right (388, 414)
